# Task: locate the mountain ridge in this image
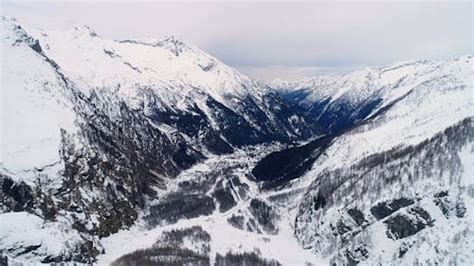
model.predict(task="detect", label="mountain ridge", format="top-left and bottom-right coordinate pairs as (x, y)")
top-left (272, 55), bottom-right (472, 133)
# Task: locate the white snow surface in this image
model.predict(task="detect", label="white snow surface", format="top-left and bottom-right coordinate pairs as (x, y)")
top-left (97, 147), bottom-right (327, 266)
top-left (272, 56), bottom-right (473, 115)
top-left (0, 212), bottom-right (83, 261)
top-left (0, 15), bottom-right (271, 182)
top-left (1, 17), bottom-right (78, 184)
top-left (292, 55), bottom-right (474, 189)
top-left (24, 22), bottom-right (268, 110)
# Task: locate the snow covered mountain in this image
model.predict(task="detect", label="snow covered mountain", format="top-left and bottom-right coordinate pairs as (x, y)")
top-left (27, 20), bottom-right (320, 151)
top-left (0, 16), bottom-right (319, 263)
top-left (1, 15), bottom-right (473, 266)
top-left (272, 57), bottom-right (472, 133)
top-left (263, 55), bottom-right (474, 264)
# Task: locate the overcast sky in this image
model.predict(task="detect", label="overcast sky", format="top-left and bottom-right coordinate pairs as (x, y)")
top-left (2, 1), bottom-right (472, 81)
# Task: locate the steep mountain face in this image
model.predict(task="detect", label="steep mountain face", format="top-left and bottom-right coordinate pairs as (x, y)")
top-left (1, 16), bottom-right (473, 266)
top-left (0, 17), bottom-right (206, 262)
top-left (272, 57), bottom-right (472, 133)
top-left (294, 118), bottom-right (473, 264)
top-left (28, 22), bottom-right (320, 151)
top-left (0, 17), bottom-right (319, 263)
top-left (263, 55), bottom-right (474, 264)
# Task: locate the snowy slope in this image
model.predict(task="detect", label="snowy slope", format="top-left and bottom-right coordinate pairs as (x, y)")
top-left (96, 147), bottom-right (327, 266)
top-left (0, 16), bottom-right (318, 264)
top-left (0, 17), bottom-right (78, 184)
top-left (295, 56), bottom-right (473, 176)
top-left (273, 56), bottom-right (473, 133)
top-left (29, 26), bottom-right (256, 105)
top-left (293, 119), bottom-right (473, 265)
top-left (100, 53), bottom-right (472, 265)
top-left (24, 21), bottom-right (319, 150)
top-left (0, 212), bottom-right (85, 263)
top-left (280, 56), bottom-right (474, 264)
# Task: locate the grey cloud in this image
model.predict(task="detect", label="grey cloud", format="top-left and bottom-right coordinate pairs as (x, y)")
top-left (2, 1), bottom-right (472, 80)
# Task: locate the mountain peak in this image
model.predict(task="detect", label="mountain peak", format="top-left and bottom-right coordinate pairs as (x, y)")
top-left (119, 35), bottom-right (189, 56)
top-left (1, 15), bottom-right (17, 25)
top-left (71, 24), bottom-right (98, 37)
top-left (1, 16), bottom-right (37, 47)
top-left (158, 35), bottom-right (184, 45)
top-left (154, 35), bottom-right (188, 56)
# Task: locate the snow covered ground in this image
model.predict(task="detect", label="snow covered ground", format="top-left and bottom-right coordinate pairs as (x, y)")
top-left (1, 17), bottom-right (78, 185)
top-left (97, 147), bottom-right (327, 265)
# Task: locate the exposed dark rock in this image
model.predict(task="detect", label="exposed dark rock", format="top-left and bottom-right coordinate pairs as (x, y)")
top-left (30, 39), bottom-right (43, 53)
top-left (455, 201), bottom-right (467, 218)
top-left (103, 49), bottom-right (118, 58)
top-left (0, 175), bottom-right (34, 212)
top-left (156, 36), bottom-right (187, 56)
top-left (384, 207), bottom-right (433, 240)
top-left (16, 244), bottom-right (41, 256)
top-left (313, 194), bottom-right (327, 211)
top-left (398, 242), bottom-right (414, 258)
top-left (336, 219), bottom-right (352, 235)
top-left (370, 198), bottom-right (415, 220)
top-left (198, 61), bottom-right (216, 72)
top-left (434, 195), bottom-right (451, 218)
top-left (0, 253), bottom-right (7, 266)
top-left (343, 246), bottom-right (369, 266)
top-left (434, 191), bottom-right (449, 198)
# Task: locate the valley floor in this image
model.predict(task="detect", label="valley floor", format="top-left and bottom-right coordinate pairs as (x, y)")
top-left (97, 146), bottom-right (326, 265)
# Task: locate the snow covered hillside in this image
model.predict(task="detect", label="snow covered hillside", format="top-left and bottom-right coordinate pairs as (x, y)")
top-left (1, 15), bottom-right (473, 266)
top-left (25, 18), bottom-right (320, 152)
top-left (266, 56), bottom-right (474, 264)
top-left (273, 56), bottom-right (473, 133)
top-left (0, 16), bottom-right (318, 263)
